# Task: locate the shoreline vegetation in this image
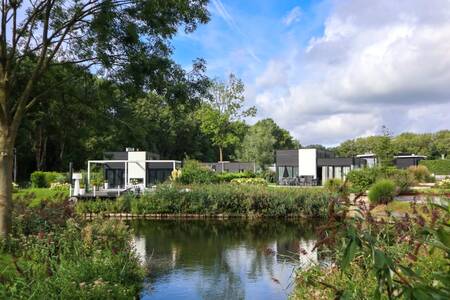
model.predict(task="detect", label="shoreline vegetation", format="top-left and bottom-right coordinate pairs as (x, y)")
top-left (0, 195), bottom-right (145, 299)
top-left (74, 184), bottom-right (331, 218)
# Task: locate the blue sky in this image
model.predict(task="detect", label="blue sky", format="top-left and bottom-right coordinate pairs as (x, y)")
top-left (170, 0), bottom-right (450, 146)
top-left (172, 0), bottom-right (328, 80)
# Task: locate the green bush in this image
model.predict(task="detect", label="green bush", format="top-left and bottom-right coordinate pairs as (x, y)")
top-left (217, 171), bottom-right (255, 182)
top-left (230, 178), bottom-right (267, 185)
top-left (77, 184), bottom-right (330, 218)
top-left (346, 167), bottom-right (381, 193)
top-left (258, 169), bottom-right (276, 183)
top-left (384, 167), bottom-right (415, 193)
top-left (2, 197), bottom-right (144, 299)
top-left (407, 165), bottom-right (433, 182)
top-left (177, 160), bottom-right (218, 184)
top-left (324, 178), bottom-right (349, 195)
top-left (420, 159), bottom-right (450, 175)
top-left (368, 179), bottom-right (396, 204)
top-left (30, 171), bottom-right (67, 188)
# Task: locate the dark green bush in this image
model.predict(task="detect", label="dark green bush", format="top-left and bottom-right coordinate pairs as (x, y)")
top-left (30, 171), bottom-right (67, 188)
top-left (347, 167), bottom-right (381, 193)
top-left (368, 179), bottom-right (396, 204)
top-left (420, 159), bottom-right (450, 175)
top-left (177, 160), bottom-right (218, 184)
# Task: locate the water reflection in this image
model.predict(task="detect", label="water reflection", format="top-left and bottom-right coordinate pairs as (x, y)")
top-left (129, 219), bottom-right (322, 300)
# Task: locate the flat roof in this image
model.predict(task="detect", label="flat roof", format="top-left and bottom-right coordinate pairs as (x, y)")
top-left (88, 160), bottom-right (182, 163)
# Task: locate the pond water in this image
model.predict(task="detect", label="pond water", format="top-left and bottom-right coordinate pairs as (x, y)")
top-left (129, 219), bottom-right (323, 300)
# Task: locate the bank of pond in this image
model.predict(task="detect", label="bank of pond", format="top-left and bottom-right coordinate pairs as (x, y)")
top-left (75, 184), bottom-right (331, 218)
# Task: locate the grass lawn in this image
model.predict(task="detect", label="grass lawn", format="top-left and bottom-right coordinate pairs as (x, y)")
top-left (13, 188), bottom-right (68, 206)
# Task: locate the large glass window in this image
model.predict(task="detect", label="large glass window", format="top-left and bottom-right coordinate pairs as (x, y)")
top-left (335, 167), bottom-right (342, 180)
top-left (322, 166), bottom-right (328, 182)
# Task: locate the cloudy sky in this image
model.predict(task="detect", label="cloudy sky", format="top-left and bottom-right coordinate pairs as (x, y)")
top-left (172, 0), bottom-right (450, 146)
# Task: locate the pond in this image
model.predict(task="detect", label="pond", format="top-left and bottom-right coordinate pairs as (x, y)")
top-left (129, 219), bottom-right (324, 300)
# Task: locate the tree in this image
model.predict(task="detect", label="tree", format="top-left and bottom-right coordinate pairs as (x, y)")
top-left (196, 74), bottom-right (256, 162)
top-left (373, 126), bottom-right (395, 167)
top-left (238, 122), bottom-right (276, 169)
top-left (238, 118), bottom-right (299, 169)
top-left (433, 130), bottom-right (450, 159)
top-left (0, 0), bottom-right (209, 237)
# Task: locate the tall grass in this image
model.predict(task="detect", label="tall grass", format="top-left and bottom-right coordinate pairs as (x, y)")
top-left (76, 184), bottom-right (330, 217)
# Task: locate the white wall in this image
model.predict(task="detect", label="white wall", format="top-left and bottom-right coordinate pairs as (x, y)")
top-left (127, 151), bottom-right (146, 184)
top-left (298, 149), bottom-right (317, 178)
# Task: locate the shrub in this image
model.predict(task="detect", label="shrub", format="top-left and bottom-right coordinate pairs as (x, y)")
top-left (217, 171), bottom-right (255, 182)
top-left (258, 169), bottom-right (276, 183)
top-left (30, 171), bottom-right (67, 188)
top-left (230, 178), bottom-right (267, 185)
top-left (177, 160), bottom-right (218, 184)
top-left (324, 178), bottom-right (349, 195)
top-left (384, 167), bottom-right (415, 193)
top-left (407, 165), bottom-right (432, 182)
top-left (368, 179), bottom-right (396, 204)
top-left (437, 178), bottom-right (450, 189)
top-left (420, 159), bottom-right (450, 175)
top-left (346, 167), bottom-right (381, 193)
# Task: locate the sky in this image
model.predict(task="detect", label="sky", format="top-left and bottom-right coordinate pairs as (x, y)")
top-left (171, 0), bottom-right (450, 146)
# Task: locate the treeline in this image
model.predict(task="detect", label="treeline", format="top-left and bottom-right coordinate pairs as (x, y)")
top-left (14, 65), bottom-right (297, 181)
top-left (333, 130), bottom-right (450, 160)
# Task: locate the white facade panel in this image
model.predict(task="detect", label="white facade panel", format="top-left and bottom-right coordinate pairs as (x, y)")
top-left (127, 151), bottom-right (146, 184)
top-left (298, 149), bottom-right (317, 178)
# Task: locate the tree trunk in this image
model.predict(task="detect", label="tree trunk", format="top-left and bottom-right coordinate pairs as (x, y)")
top-left (0, 131), bottom-right (14, 238)
top-left (219, 146), bottom-right (223, 162)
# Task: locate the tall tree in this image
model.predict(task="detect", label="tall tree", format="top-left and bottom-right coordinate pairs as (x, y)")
top-left (0, 0), bottom-right (209, 237)
top-left (196, 74), bottom-right (256, 161)
top-left (238, 118), bottom-right (299, 169)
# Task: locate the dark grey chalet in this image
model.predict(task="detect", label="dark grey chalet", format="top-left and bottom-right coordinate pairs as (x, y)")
top-left (276, 148), bottom-right (367, 186)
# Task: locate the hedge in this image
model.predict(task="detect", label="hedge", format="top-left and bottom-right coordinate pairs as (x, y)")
top-left (30, 171), bottom-right (67, 188)
top-left (419, 159), bottom-right (450, 175)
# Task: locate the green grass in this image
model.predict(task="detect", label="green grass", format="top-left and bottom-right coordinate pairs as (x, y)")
top-left (13, 188), bottom-right (68, 206)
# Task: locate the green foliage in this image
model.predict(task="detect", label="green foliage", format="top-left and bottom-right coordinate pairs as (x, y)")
top-left (346, 167), bottom-right (381, 193)
top-left (258, 169), bottom-right (276, 183)
top-left (294, 192), bottom-right (450, 299)
top-left (336, 130), bottom-right (450, 160)
top-left (407, 165), bottom-right (432, 182)
top-left (368, 179), bottom-right (396, 204)
top-left (196, 74), bottom-right (256, 161)
top-left (324, 178), bottom-right (349, 195)
top-left (1, 196), bottom-right (144, 299)
top-left (230, 178), bottom-right (267, 185)
top-left (385, 168), bottom-right (415, 193)
top-left (347, 167), bottom-right (416, 194)
top-left (438, 178), bottom-right (450, 189)
top-left (177, 160), bottom-right (219, 184)
top-left (76, 185), bottom-right (330, 218)
top-left (30, 171), bottom-right (67, 188)
top-left (420, 159), bottom-right (450, 175)
top-left (217, 171), bottom-right (255, 182)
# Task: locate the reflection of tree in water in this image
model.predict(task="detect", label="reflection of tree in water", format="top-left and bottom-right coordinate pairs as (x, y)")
top-left (129, 219), bottom-right (322, 299)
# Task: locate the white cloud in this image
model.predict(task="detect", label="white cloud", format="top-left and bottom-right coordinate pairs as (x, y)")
top-left (252, 0), bottom-right (450, 146)
top-left (283, 6), bottom-right (303, 26)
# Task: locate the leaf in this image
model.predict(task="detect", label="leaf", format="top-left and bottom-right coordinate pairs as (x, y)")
top-left (340, 239), bottom-right (358, 271)
top-left (373, 249), bottom-right (387, 269)
top-left (435, 227), bottom-right (450, 248)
